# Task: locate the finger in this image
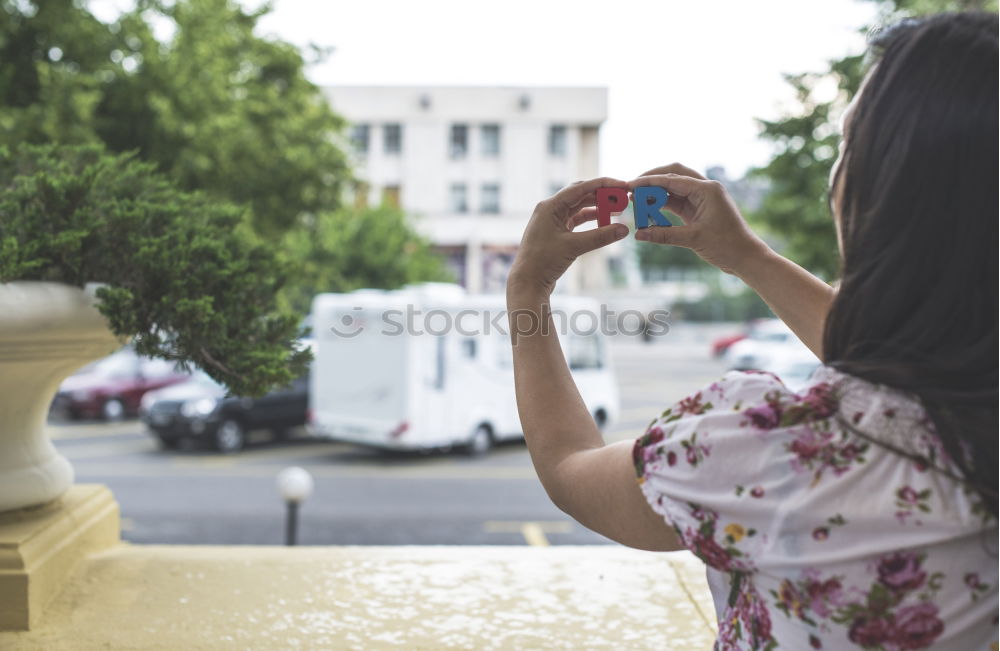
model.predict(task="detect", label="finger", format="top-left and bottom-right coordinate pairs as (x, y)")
top-left (627, 186), bottom-right (692, 224)
top-left (567, 206), bottom-right (598, 230)
top-left (628, 174), bottom-right (711, 208)
top-left (636, 162), bottom-right (707, 180)
top-left (634, 225), bottom-right (696, 248)
top-left (569, 223), bottom-right (629, 256)
top-left (552, 176), bottom-right (629, 216)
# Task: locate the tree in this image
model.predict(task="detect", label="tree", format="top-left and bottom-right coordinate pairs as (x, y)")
top-left (280, 203), bottom-right (453, 314)
top-left (0, 0), bottom-right (352, 237)
top-left (0, 0), bottom-right (118, 145)
top-left (750, 0), bottom-right (997, 278)
top-left (1, 0), bottom-right (451, 315)
top-left (0, 144), bottom-right (310, 396)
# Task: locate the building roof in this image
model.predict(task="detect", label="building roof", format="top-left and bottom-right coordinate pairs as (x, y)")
top-left (324, 85), bottom-right (608, 123)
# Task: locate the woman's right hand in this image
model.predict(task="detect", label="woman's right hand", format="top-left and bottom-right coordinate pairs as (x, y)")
top-left (628, 163), bottom-right (771, 276)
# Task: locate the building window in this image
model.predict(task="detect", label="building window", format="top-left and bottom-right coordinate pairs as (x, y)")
top-left (449, 183), bottom-right (468, 213)
top-left (350, 124), bottom-right (369, 155)
top-left (383, 124), bottom-right (402, 154)
top-left (480, 183), bottom-right (500, 214)
top-left (480, 124), bottom-right (500, 156)
top-left (382, 185), bottom-right (401, 208)
top-left (450, 124), bottom-right (468, 158)
top-left (548, 125), bottom-right (567, 157)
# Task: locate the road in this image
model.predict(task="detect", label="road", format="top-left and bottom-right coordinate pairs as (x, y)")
top-left (50, 324), bottom-right (732, 546)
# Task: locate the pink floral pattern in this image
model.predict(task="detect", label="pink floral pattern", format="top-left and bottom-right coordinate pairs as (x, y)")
top-left (633, 367), bottom-right (998, 650)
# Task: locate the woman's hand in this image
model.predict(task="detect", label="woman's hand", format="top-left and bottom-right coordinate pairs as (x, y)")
top-left (629, 163), bottom-right (770, 275)
top-left (507, 177), bottom-right (630, 298)
top-left (634, 164), bottom-right (835, 358)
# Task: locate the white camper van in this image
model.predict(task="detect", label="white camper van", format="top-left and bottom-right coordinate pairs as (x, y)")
top-left (309, 284), bottom-right (619, 454)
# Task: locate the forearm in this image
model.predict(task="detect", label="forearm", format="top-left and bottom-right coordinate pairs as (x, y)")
top-left (735, 248), bottom-right (837, 359)
top-left (507, 287), bottom-right (604, 508)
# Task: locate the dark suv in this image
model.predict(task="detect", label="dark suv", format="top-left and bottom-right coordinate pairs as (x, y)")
top-left (140, 371), bottom-right (309, 453)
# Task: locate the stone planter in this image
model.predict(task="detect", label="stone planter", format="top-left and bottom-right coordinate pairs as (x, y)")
top-left (0, 282), bottom-right (122, 513)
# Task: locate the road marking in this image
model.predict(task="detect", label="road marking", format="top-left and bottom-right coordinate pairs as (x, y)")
top-left (47, 421), bottom-right (142, 440)
top-left (59, 439), bottom-right (155, 460)
top-left (72, 461), bottom-right (540, 481)
top-left (483, 520), bottom-right (573, 546)
top-left (521, 523), bottom-right (550, 547)
top-left (174, 441), bottom-right (352, 468)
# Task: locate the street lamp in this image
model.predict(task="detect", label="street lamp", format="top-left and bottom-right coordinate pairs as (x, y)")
top-left (276, 466), bottom-right (313, 546)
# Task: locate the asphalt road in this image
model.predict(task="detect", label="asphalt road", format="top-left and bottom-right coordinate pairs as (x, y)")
top-left (50, 324), bottom-right (732, 546)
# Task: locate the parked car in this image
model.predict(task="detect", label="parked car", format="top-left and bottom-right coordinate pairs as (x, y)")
top-left (51, 348), bottom-right (189, 421)
top-left (140, 370), bottom-right (309, 453)
top-left (723, 319), bottom-right (821, 392)
top-left (710, 318), bottom-right (768, 358)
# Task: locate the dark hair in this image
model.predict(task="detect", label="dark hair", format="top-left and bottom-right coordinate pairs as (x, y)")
top-left (825, 12), bottom-right (998, 519)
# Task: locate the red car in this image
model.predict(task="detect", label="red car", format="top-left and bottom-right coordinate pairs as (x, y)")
top-left (711, 319), bottom-right (766, 358)
top-left (51, 348), bottom-right (190, 421)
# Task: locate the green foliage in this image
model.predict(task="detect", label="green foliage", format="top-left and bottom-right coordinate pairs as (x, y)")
top-left (750, 0), bottom-right (997, 278)
top-left (636, 239), bottom-right (705, 272)
top-left (0, 144), bottom-right (309, 396)
top-left (672, 287), bottom-right (774, 323)
top-left (749, 55), bottom-right (864, 279)
top-left (0, 0), bottom-right (351, 237)
top-left (280, 203), bottom-right (453, 314)
top-left (0, 0), bottom-right (116, 144)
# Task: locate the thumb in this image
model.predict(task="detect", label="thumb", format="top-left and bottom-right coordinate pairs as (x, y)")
top-left (634, 225), bottom-right (696, 248)
top-left (570, 224), bottom-right (629, 256)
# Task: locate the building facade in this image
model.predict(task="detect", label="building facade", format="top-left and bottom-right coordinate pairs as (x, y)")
top-left (323, 85), bottom-right (627, 294)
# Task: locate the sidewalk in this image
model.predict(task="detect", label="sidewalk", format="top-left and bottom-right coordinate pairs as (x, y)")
top-left (2, 544), bottom-right (717, 650)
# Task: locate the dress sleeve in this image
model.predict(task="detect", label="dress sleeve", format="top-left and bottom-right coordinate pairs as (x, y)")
top-left (632, 370), bottom-right (797, 573)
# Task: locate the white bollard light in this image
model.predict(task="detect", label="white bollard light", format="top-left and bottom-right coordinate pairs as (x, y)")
top-left (276, 466), bottom-right (313, 545)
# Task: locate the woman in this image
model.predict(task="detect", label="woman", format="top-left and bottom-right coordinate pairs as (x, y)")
top-left (506, 12), bottom-right (997, 650)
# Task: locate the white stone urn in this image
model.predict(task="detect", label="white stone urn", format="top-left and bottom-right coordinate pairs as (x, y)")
top-left (0, 282), bottom-right (122, 513)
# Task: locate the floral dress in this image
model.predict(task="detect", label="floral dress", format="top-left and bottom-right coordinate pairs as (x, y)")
top-left (633, 366), bottom-right (998, 650)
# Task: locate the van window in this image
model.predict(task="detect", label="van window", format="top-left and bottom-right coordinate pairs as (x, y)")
top-left (568, 334), bottom-right (603, 370)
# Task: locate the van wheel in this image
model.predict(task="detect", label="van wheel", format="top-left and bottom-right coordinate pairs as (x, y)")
top-left (214, 419), bottom-right (246, 453)
top-left (464, 424), bottom-right (493, 457)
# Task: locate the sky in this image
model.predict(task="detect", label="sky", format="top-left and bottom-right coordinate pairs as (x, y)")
top-left (253, 0), bottom-right (879, 179)
top-left (88, 0), bottom-right (879, 179)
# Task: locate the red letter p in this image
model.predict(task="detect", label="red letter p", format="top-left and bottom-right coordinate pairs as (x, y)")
top-left (595, 188), bottom-right (629, 227)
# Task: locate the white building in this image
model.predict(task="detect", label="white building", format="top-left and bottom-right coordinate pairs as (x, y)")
top-left (323, 85), bottom-right (631, 294)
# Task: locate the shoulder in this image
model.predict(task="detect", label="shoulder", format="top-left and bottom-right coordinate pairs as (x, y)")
top-left (635, 367), bottom-right (801, 444)
top-left (632, 366), bottom-right (863, 481)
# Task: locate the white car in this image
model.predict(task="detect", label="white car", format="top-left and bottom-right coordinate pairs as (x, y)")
top-left (723, 319), bottom-right (821, 392)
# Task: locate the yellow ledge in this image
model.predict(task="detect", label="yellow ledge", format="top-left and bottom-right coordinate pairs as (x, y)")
top-left (1, 491), bottom-right (718, 650)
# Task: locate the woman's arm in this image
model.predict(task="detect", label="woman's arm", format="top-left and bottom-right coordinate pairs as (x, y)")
top-left (733, 249), bottom-right (836, 359)
top-left (506, 178), bottom-right (683, 552)
top-left (629, 163), bottom-right (835, 358)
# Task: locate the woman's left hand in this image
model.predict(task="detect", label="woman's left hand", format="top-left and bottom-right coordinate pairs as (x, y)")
top-left (507, 177), bottom-right (631, 298)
